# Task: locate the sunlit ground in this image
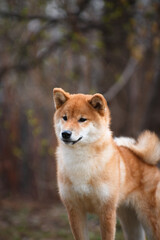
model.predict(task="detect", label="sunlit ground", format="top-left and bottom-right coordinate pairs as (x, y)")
top-left (0, 199), bottom-right (124, 240)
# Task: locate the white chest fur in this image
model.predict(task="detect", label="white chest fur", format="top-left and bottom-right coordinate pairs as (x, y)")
top-left (57, 144), bottom-right (114, 204)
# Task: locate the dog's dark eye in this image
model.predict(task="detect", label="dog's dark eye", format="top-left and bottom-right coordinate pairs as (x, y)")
top-left (62, 116), bottom-right (67, 121)
top-left (78, 118), bottom-right (87, 123)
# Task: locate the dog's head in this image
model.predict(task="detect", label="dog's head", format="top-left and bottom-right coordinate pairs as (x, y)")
top-left (53, 88), bottom-right (111, 146)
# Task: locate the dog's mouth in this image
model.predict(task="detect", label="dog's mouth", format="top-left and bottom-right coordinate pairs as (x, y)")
top-left (62, 137), bottom-right (83, 145)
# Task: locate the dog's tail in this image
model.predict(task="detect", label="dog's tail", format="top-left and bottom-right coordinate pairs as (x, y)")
top-left (115, 131), bottom-right (160, 165)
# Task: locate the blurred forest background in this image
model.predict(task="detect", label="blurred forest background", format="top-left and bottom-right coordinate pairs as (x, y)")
top-left (0, 0), bottom-right (160, 239)
top-left (0, 0), bottom-right (160, 204)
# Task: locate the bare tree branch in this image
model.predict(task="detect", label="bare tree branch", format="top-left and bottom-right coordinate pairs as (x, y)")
top-left (104, 0), bottom-right (154, 102)
top-left (103, 57), bottom-right (138, 101)
top-left (0, 10), bottom-right (103, 31)
top-left (0, 34), bottom-right (72, 79)
top-left (0, 10), bottom-right (63, 23)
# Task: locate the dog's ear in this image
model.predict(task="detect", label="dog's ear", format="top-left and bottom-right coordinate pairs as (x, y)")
top-left (53, 88), bottom-right (70, 110)
top-left (89, 94), bottom-right (107, 115)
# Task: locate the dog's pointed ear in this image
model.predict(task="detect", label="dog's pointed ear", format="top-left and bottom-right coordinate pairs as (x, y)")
top-left (53, 88), bottom-right (70, 110)
top-left (89, 94), bottom-right (107, 115)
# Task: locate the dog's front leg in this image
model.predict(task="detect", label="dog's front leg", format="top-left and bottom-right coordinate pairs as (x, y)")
top-left (66, 205), bottom-right (88, 240)
top-left (99, 204), bottom-right (116, 240)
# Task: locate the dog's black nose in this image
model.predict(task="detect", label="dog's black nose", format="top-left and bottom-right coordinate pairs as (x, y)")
top-left (62, 130), bottom-right (72, 139)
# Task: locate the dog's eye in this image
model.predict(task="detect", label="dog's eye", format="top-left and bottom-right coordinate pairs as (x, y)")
top-left (78, 118), bottom-right (87, 123)
top-left (62, 116), bottom-right (67, 121)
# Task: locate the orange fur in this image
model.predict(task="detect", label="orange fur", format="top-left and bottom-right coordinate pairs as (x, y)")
top-left (116, 131), bottom-right (160, 165)
top-left (53, 88), bottom-right (160, 240)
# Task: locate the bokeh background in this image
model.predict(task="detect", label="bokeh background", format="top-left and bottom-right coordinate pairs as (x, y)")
top-left (0, 0), bottom-right (160, 239)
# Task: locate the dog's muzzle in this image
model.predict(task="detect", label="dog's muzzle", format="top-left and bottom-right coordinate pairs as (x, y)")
top-left (61, 131), bottom-right (82, 145)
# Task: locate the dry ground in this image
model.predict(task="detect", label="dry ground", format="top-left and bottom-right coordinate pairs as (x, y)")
top-left (0, 199), bottom-right (124, 240)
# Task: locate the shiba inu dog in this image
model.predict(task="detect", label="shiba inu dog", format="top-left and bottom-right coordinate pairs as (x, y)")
top-left (53, 88), bottom-right (160, 240)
